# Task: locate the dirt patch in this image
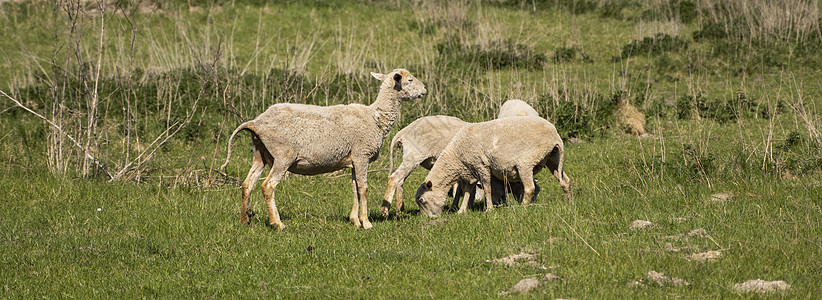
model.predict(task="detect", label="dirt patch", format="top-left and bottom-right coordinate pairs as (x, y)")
top-left (567, 137), bottom-right (584, 144)
top-left (630, 220), bottom-right (654, 230)
top-left (733, 279), bottom-right (790, 293)
top-left (499, 278), bottom-right (541, 295)
top-left (686, 250), bottom-right (722, 264)
top-left (710, 192), bottom-right (733, 203)
top-left (647, 270), bottom-right (690, 287)
top-left (489, 252), bottom-right (540, 268)
top-left (545, 273), bottom-right (561, 282)
top-left (687, 228), bottom-right (708, 237)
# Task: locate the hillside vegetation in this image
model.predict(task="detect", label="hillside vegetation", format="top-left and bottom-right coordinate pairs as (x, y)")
top-left (1, 0), bottom-right (820, 298)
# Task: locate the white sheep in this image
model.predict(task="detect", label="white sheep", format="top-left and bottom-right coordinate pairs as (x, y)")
top-left (381, 115), bottom-right (470, 216)
top-left (414, 117), bottom-right (571, 217)
top-left (381, 115), bottom-right (524, 216)
top-left (498, 99), bottom-right (539, 118)
top-left (221, 69), bottom-right (426, 230)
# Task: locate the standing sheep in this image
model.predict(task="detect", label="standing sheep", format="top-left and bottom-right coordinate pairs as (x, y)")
top-left (415, 117), bottom-right (571, 217)
top-left (221, 69), bottom-right (426, 230)
top-left (498, 99), bottom-right (539, 118)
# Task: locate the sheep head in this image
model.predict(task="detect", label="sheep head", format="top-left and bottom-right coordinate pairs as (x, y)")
top-left (415, 180), bottom-right (446, 217)
top-left (371, 69), bottom-right (427, 101)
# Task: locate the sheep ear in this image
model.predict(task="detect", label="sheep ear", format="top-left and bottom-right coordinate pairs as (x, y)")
top-left (425, 181), bottom-right (433, 189)
top-left (371, 72), bottom-right (385, 81)
top-left (392, 73), bottom-right (403, 91)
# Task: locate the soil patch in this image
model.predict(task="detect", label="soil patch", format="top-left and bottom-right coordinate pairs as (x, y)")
top-left (687, 250), bottom-right (722, 263)
top-left (733, 279), bottom-right (790, 293)
top-left (647, 270), bottom-right (690, 287)
top-left (630, 220), bottom-right (654, 230)
top-left (499, 278), bottom-right (541, 295)
top-left (490, 252), bottom-right (540, 268)
top-left (710, 192), bottom-right (733, 203)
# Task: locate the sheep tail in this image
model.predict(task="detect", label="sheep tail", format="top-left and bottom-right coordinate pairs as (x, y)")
top-left (220, 121), bottom-right (254, 171)
top-left (388, 130), bottom-right (403, 174)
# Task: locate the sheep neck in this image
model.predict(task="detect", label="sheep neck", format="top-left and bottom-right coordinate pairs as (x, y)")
top-left (370, 88), bottom-right (402, 136)
top-left (429, 155), bottom-right (465, 193)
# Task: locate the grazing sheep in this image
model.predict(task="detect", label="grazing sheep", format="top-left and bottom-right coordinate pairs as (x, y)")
top-left (381, 115), bottom-right (524, 216)
top-left (498, 99), bottom-right (539, 118)
top-left (415, 117), bottom-right (571, 217)
top-left (381, 115), bottom-right (470, 216)
top-left (484, 99), bottom-right (543, 206)
top-left (221, 69), bottom-right (426, 230)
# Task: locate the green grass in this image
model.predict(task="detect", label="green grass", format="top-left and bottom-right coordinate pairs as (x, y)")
top-left (2, 129), bottom-right (821, 298)
top-left (2, 0), bottom-right (822, 298)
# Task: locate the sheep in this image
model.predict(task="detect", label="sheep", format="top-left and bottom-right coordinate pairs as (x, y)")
top-left (498, 99), bottom-right (539, 118)
top-left (383, 99), bottom-right (543, 216)
top-left (414, 116), bottom-right (571, 217)
top-left (380, 115), bottom-right (524, 216)
top-left (381, 115), bottom-right (470, 216)
top-left (220, 69), bottom-right (426, 230)
top-left (443, 99), bottom-right (547, 212)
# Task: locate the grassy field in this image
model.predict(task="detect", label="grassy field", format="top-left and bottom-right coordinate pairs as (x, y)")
top-left (1, 0), bottom-right (821, 298)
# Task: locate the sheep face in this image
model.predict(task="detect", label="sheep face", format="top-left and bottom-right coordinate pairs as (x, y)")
top-left (371, 69), bottom-right (427, 101)
top-left (415, 181), bottom-right (446, 217)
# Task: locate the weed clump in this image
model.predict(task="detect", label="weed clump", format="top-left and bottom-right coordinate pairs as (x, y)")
top-left (640, 0), bottom-right (697, 23)
top-left (775, 131), bottom-right (822, 175)
top-left (497, 0), bottom-right (597, 15)
top-left (552, 46), bottom-right (593, 64)
top-left (437, 38), bottom-right (546, 70)
top-left (619, 33), bottom-right (689, 60)
top-left (542, 91), bottom-right (624, 139)
top-left (676, 92), bottom-right (765, 123)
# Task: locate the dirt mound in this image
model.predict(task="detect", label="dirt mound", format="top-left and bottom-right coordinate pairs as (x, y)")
top-left (733, 279), bottom-right (790, 293)
top-left (490, 252), bottom-right (539, 268)
top-left (687, 228), bottom-right (708, 237)
top-left (687, 250), bottom-right (722, 264)
top-left (647, 270), bottom-right (690, 287)
top-left (710, 192), bottom-right (733, 203)
top-left (630, 220), bottom-right (654, 230)
top-left (499, 278), bottom-right (541, 295)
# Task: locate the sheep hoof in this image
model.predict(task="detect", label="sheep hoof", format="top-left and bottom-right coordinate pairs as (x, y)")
top-left (350, 217), bottom-right (362, 228)
top-left (380, 206), bottom-right (390, 217)
top-left (269, 222), bottom-right (286, 231)
top-left (362, 220), bottom-right (373, 230)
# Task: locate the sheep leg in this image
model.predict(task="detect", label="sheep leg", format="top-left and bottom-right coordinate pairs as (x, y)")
top-left (352, 160), bottom-right (372, 230)
top-left (448, 182), bottom-right (462, 212)
top-left (557, 171), bottom-right (571, 202)
top-left (479, 169), bottom-right (494, 212)
top-left (382, 160), bottom-right (417, 216)
top-left (518, 167), bottom-right (536, 206)
top-left (349, 169), bottom-right (361, 228)
top-left (261, 164), bottom-right (289, 230)
top-left (240, 151), bottom-right (265, 223)
top-left (490, 179), bottom-right (508, 206)
top-left (457, 182), bottom-right (475, 214)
